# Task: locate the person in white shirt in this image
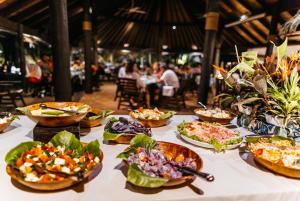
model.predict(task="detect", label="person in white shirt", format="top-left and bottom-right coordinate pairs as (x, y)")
top-left (118, 64), bottom-right (126, 78)
top-left (159, 65), bottom-right (180, 89)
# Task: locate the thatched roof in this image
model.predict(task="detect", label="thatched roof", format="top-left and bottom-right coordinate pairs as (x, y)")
top-left (0, 0), bottom-right (299, 51)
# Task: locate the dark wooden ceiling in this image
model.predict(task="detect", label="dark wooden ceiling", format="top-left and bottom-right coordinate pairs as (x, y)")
top-left (0, 0), bottom-right (299, 51)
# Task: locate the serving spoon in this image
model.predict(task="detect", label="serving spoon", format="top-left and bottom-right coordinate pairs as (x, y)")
top-left (39, 104), bottom-right (80, 115)
top-left (197, 102), bottom-right (207, 110)
top-left (176, 165), bottom-right (215, 182)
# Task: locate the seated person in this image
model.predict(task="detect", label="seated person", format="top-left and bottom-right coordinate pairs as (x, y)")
top-left (159, 64), bottom-right (180, 90)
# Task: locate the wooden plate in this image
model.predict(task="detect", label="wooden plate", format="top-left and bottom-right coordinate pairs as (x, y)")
top-left (123, 141), bottom-right (203, 187)
top-left (25, 102), bottom-right (90, 127)
top-left (129, 112), bottom-right (171, 128)
top-left (194, 108), bottom-right (235, 125)
top-left (6, 149), bottom-right (103, 191)
top-left (252, 155), bottom-right (300, 179)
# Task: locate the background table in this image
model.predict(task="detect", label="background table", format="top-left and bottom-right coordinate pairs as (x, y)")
top-left (0, 115), bottom-right (300, 201)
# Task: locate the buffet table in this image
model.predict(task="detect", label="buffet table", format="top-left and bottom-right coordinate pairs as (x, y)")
top-left (1, 115), bottom-right (300, 201)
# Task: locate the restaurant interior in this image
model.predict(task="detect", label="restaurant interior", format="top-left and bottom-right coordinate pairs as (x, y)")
top-left (0, 0), bottom-right (300, 201)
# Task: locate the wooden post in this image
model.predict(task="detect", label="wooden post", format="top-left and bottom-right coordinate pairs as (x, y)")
top-left (198, 0), bottom-right (220, 104)
top-left (83, 0), bottom-right (93, 93)
top-left (18, 24), bottom-right (26, 86)
top-left (49, 0), bottom-right (72, 101)
top-left (265, 1), bottom-right (280, 56)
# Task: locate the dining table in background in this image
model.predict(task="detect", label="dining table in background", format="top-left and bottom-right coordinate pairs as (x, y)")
top-left (0, 115), bottom-right (300, 201)
top-left (139, 75), bottom-right (158, 107)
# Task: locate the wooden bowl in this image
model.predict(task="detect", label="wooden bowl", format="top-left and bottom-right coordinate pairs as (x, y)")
top-left (194, 108), bottom-right (235, 125)
top-left (6, 149), bottom-right (103, 191)
top-left (80, 109), bottom-right (106, 128)
top-left (0, 122), bottom-right (11, 133)
top-left (252, 155), bottom-right (300, 179)
top-left (123, 141), bottom-right (203, 187)
top-left (24, 102), bottom-right (90, 127)
top-left (113, 134), bottom-right (136, 144)
top-left (129, 112), bottom-right (171, 128)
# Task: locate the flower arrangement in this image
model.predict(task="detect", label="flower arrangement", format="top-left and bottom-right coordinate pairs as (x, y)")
top-left (214, 38), bottom-right (300, 138)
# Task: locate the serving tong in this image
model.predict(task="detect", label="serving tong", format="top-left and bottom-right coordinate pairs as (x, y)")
top-left (175, 165), bottom-right (215, 182)
top-left (39, 104), bottom-right (80, 115)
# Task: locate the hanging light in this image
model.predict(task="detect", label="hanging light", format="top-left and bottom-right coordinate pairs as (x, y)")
top-left (239, 14), bottom-right (248, 21)
top-left (191, 44), bottom-right (198, 50)
top-left (124, 43), bottom-right (130, 48)
top-left (172, 25), bottom-right (176, 30)
top-left (162, 45), bottom-right (168, 49)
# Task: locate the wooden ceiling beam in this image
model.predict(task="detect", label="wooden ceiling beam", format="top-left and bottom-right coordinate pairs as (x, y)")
top-left (1, 0), bottom-right (42, 18)
top-left (25, 0), bottom-right (81, 27)
top-left (11, 1), bottom-right (48, 22)
top-left (0, 15), bottom-right (37, 36)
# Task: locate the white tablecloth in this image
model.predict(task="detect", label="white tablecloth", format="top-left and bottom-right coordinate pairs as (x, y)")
top-left (0, 115), bottom-right (300, 201)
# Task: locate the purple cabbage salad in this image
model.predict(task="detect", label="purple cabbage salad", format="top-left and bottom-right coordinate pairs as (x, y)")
top-left (107, 117), bottom-right (151, 136)
top-left (128, 147), bottom-right (196, 179)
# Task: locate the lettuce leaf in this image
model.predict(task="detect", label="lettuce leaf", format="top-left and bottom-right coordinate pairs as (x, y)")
top-left (42, 110), bottom-right (64, 116)
top-left (127, 164), bottom-right (168, 188)
top-left (117, 134), bottom-right (157, 160)
top-left (49, 130), bottom-right (83, 157)
top-left (160, 111), bottom-right (176, 119)
top-left (88, 110), bottom-right (114, 120)
top-left (103, 130), bottom-right (123, 141)
top-left (103, 117), bottom-right (123, 141)
top-left (16, 107), bottom-right (30, 114)
top-left (85, 140), bottom-right (101, 156)
top-left (5, 141), bottom-right (43, 166)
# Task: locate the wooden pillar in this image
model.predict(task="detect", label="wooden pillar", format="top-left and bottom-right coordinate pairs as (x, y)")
top-left (49, 0), bottom-right (72, 101)
top-left (198, 0), bottom-right (220, 104)
top-left (265, 1), bottom-right (280, 56)
top-left (83, 0), bottom-right (93, 93)
top-left (18, 24), bottom-right (26, 86)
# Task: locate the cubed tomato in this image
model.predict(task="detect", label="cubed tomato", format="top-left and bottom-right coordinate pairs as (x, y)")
top-left (25, 158), bottom-right (36, 164)
top-left (175, 154), bottom-right (185, 163)
top-left (138, 107), bottom-right (144, 112)
top-left (39, 154), bottom-right (49, 163)
top-left (29, 147), bottom-right (42, 156)
top-left (40, 174), bottom-right (52, 182)
top-left (79, 156), bottom-right (86, 163)
top-left (162, 172), bottom-right (169, 178)
top-left (255, 149), bottom-right (263, 156)
top-left (16, 157), bottom-right (23, 167)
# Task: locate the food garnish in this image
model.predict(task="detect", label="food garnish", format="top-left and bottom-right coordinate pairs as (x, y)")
top-left (178, 121), bottom-right (242, 152)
